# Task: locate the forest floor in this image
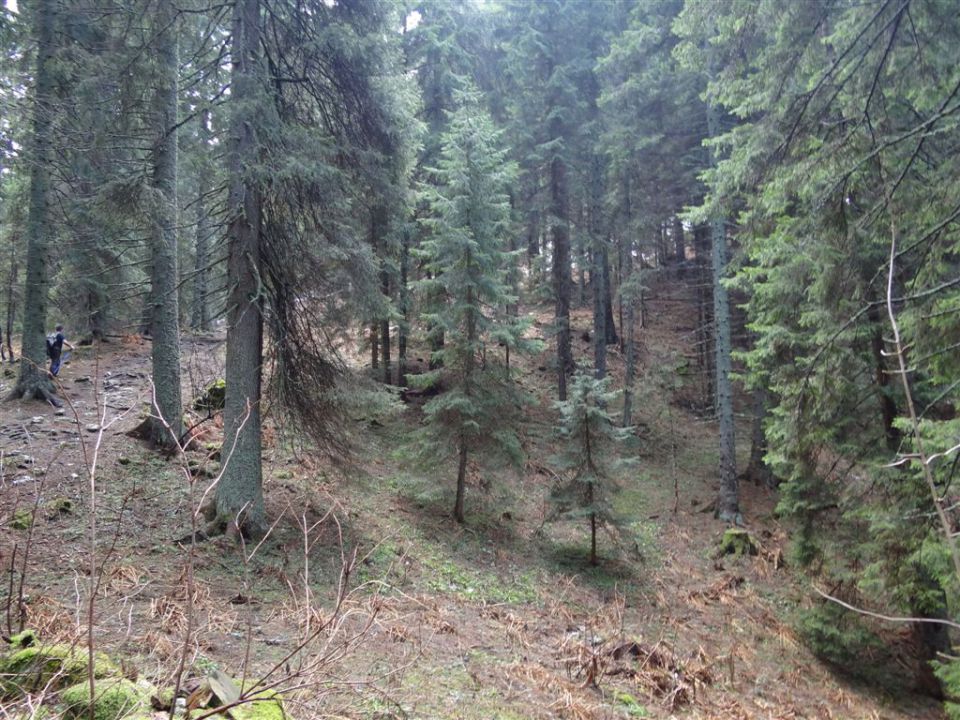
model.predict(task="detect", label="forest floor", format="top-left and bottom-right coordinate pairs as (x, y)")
top-left (0, 270), bottom-right (946, 719)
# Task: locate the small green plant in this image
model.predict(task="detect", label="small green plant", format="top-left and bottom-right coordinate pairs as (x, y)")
top-left (547, 372), bottom-right (635, 565)
top-left (11, 508), bottom-right (33, 530)
top-left (629, 520), bottom-right (660, 564)
top-left (614, 690), bottom-right (649, 717)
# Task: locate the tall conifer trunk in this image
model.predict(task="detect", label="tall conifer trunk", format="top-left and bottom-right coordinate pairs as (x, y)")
top-left (707, 94), bottom-right (738, 523)
top-left (673, 214), bottom-right (685, 265)
top-left (12, 0), bottom-right (57, 403)
top-left (551, 155), bottom-right (572, 401)
top-left (526, 207), bottom-right (540, 263)
top-left (398, 228), bottom-right (409, 387)
top-left (590, 155), bottom-right (615, 372)
top-left (374, 207), bottom-right (391, 385)
top-left (621, 179), bottom-right (635, 427)
top-left (144, 0), bottom-right (182, 446)
top-left (216, 0), bottom-right (266, 537)
top-left (744, 387), bottom-right (773, 487)
top-left (602, 247), bottom-right (617, 345)
top-left (4, 250), bottom-right (15, 362)
top-left (694, 224), bottom-right (714, 408)
top-left (592, 243), bottom-right (606, 379)
top-left (192, 109), bottom-right (212, 332)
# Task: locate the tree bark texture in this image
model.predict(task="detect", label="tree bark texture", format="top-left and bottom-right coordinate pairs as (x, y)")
top-left (375, 207), bottom-right (391, 385)
top-left (526, 207), bottom-right (540, 261)
top-left (454, 440), bottom-right (467, 524)
top-left (146, 0), bottom-right (183, 446)
top-left (2, 140), bottom-right (14, 362)
top-left (216, 0), bottom-right (266, 537)
top-left (868, 302), bottom-right (899, 450)
top-left (4, 251), bottom-right (15, 362)
top-left (13, 0), bottom-right (57, 403)
top-left (191, 109), bottom-right (213, 332)
top-left (694, 224), bottom-right (714, 409)
top-left (592, 244), bottom-right (606, 379)
top-left (454, 279), bottom-right (477, 524)
top-left (707, 96), bottom-right (738, 523)
top-left (551, 156), bottom-right (572, 401)
top-left (398, 227), bottom-right (409, 387)
top-left (673, 214), bottom-right (685, 265)
top-left (602, 247), bottom-right (617, 345)
top-left (745, 387), bottom-right (774, 488)
top-left (622, 241), bottom-right (636, 428)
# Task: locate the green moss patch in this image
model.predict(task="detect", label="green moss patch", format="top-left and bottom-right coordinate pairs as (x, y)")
top-left (718, 528), bottom-right (758, 557)
top-left (60, 678), bottom-right (152, 720)
top-left (11, 508), bottom-right (33, 530)
top-left (0, 643), bottom-right (120, 698)
top-left (194, 378), bottom-right (226, 411)
top-left (231, 689), bottom-right (287, 720)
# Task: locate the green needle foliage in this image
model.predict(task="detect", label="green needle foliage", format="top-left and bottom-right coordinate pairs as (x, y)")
top-left (677, 0), bottom-right (960, 693)
top-left (548, 371), bottom-right (634, 566)
top-left (412, 90), bottom-right (537, 523)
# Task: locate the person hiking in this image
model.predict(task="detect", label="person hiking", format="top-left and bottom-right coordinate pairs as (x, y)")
top-left (46, 324), bottom-right (74, 377)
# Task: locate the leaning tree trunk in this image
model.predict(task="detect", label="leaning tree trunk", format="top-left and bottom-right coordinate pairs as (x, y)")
top-left (215, 0), bottom-right (266, 538)
top-left (707, 94), bottom-right (738, 524)
top-left (143, 0), bottom-right (182, 446)
top-left (12, 0), bottom-right (57, 404)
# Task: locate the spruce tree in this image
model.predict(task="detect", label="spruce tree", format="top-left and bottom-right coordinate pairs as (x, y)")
top-left (216, 0), bottom-right (266, 536)
top-left (548, 371), bottom-right (633, 566)
top-left (144, 0), bottom-right (182, 446)
top-left (677, 0), bottom-right (960, 694)
top-left (213, 0), bottom-right (417, 536)
top-left (12, 0), bottom-right (58, 404)
top-left (415, 92), bottom-right (530, 523)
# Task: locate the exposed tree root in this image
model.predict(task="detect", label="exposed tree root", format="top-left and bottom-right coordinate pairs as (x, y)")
top-left (7, 378), bottom-right (61, 408)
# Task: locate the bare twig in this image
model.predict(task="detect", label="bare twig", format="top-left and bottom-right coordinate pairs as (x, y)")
top-left (813, 585), bottom-right (960, 630)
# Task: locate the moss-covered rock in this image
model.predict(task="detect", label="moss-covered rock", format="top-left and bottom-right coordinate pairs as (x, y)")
top-left (11, 509), bottom-right (33, 530)
top-left (60, 678), bottom-right (153, 720)
top-left (0, 643), bottom-right (120, 698)
top-left (47, 497), bottom-right (73, 518)
top-left (188, 459), bottom-right (220, 479)
top-left (8, 629), bottom-right (38, 648)
top-left (193, 379), bottom-right (226, 412)
top-left (718, 528), bottom-right (759, 557)
top-left (231, 689), bottom-right (286, 720)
